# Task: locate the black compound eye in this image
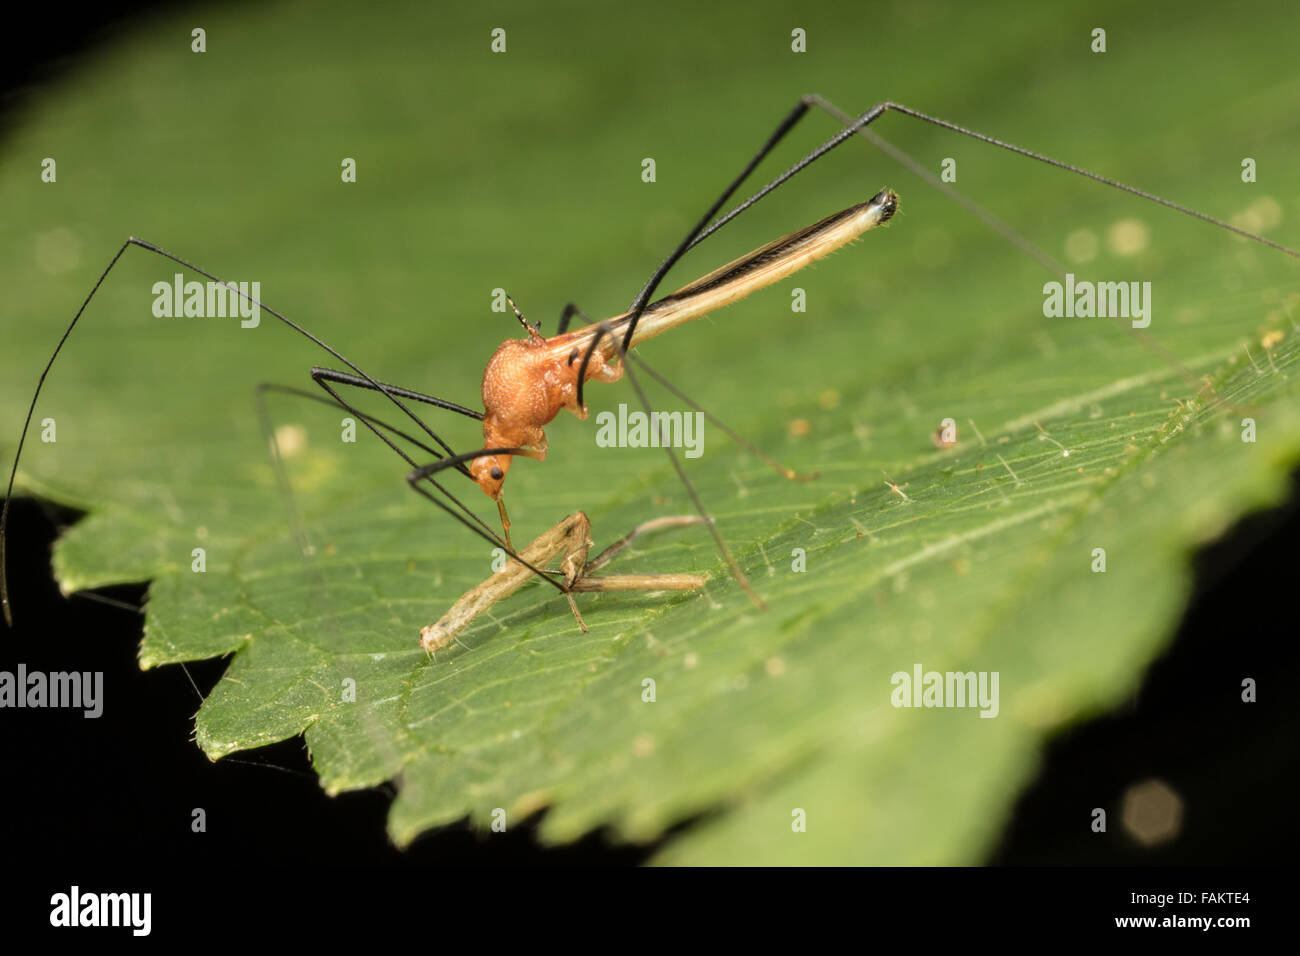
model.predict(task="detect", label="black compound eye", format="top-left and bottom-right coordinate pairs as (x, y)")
top-left (490, 466), bottom-right (504, 480)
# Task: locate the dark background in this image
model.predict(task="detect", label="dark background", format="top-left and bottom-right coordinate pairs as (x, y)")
top-left (1, 6), bottom-right (1295, 875)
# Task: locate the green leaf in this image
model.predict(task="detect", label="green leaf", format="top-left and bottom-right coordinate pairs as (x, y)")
top-left (3, 0), bottom-right (1297, 862)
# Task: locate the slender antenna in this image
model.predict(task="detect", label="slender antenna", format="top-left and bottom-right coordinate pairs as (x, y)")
top-left (505, 292), bottom-right (543, 341)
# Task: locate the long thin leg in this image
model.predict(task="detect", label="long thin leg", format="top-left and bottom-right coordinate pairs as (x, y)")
top-left (623, 351), bottom-right (765, 608)
top-left (271, 375), bottom-right (531, 562)
top-left (800, 96), bottom-right (1218, 399)
top-left (557, 302), bottom-right (587, 335)
top-left (562, 303), bottom-right (813, 479)
top-left (404, 471), bottom-right (563, 593)
top-left (572, 95), bottom-right (1300, 614)
top-left (402, 447), bottom-right (572, 592)
top-left (685, 101), bottom-right (1300, 264)
top-left (627, 353), bottom-right (819, 482)
top-left (309, 368), bottom-right (482, 420)
top-left (583, 514), bottom-right (704, 574)
top-left (299, 372), bottom-right (550, 575)
top-left (617, 98), bottom-right (828, 353)
top-left (307, 371), bottom-right (513, 550)
top-left (598, 113), bottom-right (849, 591)
top-left (420, 512), bottom-right (708, 655)
top-left (255, 382), bottom-right (503, 558)
top-left (592, 96), bottom-right (1300, 386)
top-left (802, 95), bottom-right (1067, 276)
top-left (406, 448), bottom-right (525, 482)
top-left (576, 95), bottom-right (863, 409)
top-left (308, 368), bottom-right (475, 479)
top-left (258, 383), bottom-right (468, 462)
top-left (580, 92), bottom-right (1300, 405)
top-left (132, 240), bottom-right (474, 452)
top-left (254, 384), bottom-right (573, 642)
top-left (573, 323), bottom-right (766, 606)
top-left (2, 239), bottom-right (130, 624)
top-left (0, 238), bottom-right (494, 624)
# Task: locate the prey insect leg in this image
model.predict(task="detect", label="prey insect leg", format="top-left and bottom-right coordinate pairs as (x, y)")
top-left (419, 511), bottom-right (708, 655)
top-left (578, 513), bottom-right (705, 576)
